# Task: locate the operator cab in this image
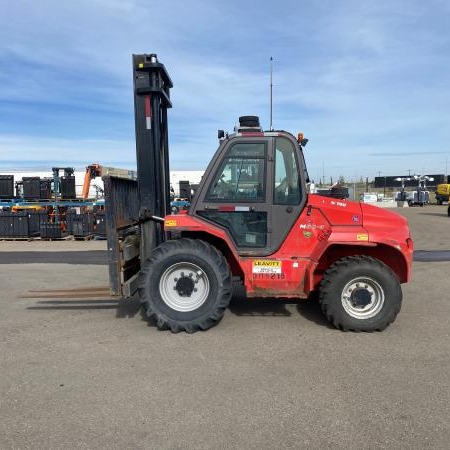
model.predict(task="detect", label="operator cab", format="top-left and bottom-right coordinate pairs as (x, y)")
top-left (190, 116), bottom-right (309, 256)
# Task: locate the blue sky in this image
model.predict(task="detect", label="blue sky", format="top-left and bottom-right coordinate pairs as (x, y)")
top-left (1, 0), bottom-right (449, 182)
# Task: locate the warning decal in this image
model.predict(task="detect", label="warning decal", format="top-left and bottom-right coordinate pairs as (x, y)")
top-left (252, 260), bottom-right (282, 274)
top-left (165, 220), bottom-right (177, 227)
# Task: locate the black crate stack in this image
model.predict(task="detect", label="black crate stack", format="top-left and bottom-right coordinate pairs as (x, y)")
top-left (179, 180), bottom-right (191, 200)
top-left (65, 209), bottom-right (77, 235)
top-left (94, 210), bottom-right (106, 237)
top-left (0, 212), bottom-right (40, 238)
top-left (72, 212), bottom-right (95, 238)
top-left (22, 177), bottom-right (41, 200)
top-left (60, 176), bottom-right (76, 199)
top-left (40, 222), bottom-right (64, 239)
top-left (0, 175), bottom-right (14, 199)
top-left (28, 209), bottom-right (48, 227)
top-left (40, 179), bottom-right (52, 200)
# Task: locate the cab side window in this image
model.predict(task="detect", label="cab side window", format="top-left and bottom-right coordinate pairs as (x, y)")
top-left (205, 143), bottom-right (266, 202)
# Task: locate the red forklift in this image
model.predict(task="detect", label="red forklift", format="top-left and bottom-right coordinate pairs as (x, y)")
top-left (104, 54), bottom-right (414, 333)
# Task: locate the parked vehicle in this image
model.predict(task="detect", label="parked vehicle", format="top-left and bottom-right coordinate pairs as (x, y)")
top-left (405, 190), bottom-right (430, 207)
top-left (104, 53), bottom-right (414, 333)
top-left (362, 193), bottom-right (378, 203)
top-left (435, 183), bottom-right (450, 205)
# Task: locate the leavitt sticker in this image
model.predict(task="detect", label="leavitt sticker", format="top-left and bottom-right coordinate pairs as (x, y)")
top-left (165, 220), bottom-right (177, 227)
top-left (252, 260), bottom-right (282, 274)
top-left (357, 234), bottom-right (369, 241)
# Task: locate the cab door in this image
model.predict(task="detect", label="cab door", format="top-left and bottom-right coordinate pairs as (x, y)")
top-left (269, 136), bottom-right (306, 253)
top-left (192, 135), bottom-right (306, 256)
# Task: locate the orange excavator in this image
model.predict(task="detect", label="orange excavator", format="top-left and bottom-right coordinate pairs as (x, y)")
top-left (81, 163), bottom-right (136, 199)
top-left (81, 164), bottom-right (102, 199)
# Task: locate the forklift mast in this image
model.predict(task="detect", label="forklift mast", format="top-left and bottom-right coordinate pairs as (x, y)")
top-left (132, 54), bottom-right (173, 262)
top-left (104, 54), bottom-right (173, 296)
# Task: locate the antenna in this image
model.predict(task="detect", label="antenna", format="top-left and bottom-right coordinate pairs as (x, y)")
top-left (270, 56), bottom-right (274, 131)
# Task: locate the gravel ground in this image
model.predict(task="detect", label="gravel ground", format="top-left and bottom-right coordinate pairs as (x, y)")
top-left (0, 206), bottom-right (449, 449)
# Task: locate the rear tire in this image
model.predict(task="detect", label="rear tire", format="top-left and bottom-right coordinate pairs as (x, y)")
top-left (319, 256), bottom-right (402, 332)
top-left (138, 238), bottom-right (232, 333)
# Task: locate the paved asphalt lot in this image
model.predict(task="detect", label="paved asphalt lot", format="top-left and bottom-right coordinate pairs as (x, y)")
top-left (1, 206), bottom-right (449, 449)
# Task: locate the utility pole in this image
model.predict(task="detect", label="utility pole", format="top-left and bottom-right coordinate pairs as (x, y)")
top-left (322, 161), bottom-right (325, 187)
top-left (269, 57), bottom-right (273, 131)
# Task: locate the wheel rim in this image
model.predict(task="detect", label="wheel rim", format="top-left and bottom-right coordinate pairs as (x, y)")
top-left (159, 262), bottom-right (210, 312)
top-left (341, 276), bottom-right (385, 319)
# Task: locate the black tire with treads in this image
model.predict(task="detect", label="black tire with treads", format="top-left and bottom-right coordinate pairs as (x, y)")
top-left (138, 238), bottom-right (232, 333)
top-left (319, 255), bottom-right (402, 332)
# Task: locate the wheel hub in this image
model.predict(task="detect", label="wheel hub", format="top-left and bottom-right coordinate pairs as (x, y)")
top-left (175, 275), bottom-right (195, 297)
top-left (350, 287), bottom-right (372, 309)
top-left (159, 263), bottom-right (210, 312)
top-left (341, 277), bottom-right (385, 319)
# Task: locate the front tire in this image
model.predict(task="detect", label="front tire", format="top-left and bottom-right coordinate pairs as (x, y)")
top-left (319, 256), bottom-right (402, 332)
top-left (138, 238), bottom-right (232, 333)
